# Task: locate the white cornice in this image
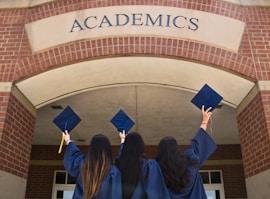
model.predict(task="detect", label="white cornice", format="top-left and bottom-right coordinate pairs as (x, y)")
top-left (224, 0), bottom-right (270, 6)
top-left (0, 0), bottom-right (269, 9)
top-left (0, 82), bottom-right (36, 116)
top-left (0, 0), bottom-right (55, 8)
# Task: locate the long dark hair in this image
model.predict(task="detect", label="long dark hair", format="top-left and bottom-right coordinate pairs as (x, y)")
top-left (81, 134), bottom-right (113, 199)
top-left (156, 136), bottom-right (190, 193)
top-left (116, 132), bottom-right (146, 199)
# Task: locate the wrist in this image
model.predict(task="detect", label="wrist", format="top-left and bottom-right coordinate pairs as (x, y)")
top-left (120, 138), bottom-right (125, 144)
top-left (66, 139), bottom-right (72, 145)
top-left (201, 120), bottom-right (208, 124)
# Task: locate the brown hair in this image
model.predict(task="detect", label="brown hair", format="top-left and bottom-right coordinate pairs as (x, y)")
top-left (81, 134), bottom-right (113, 199)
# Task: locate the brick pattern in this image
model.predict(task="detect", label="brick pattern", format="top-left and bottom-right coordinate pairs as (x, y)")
top-left (203, 165), bottom-right (247, 198)
top-left (2, 0), bottom-right (267, 83)
top-left (0, 9), bottom-right (29, 82)
top-left (240, 7), bottom-right (270, 80)
top-left (0, 0), bottom-right (269, 197)
top-left (237, 91), bottom-right (270, 178)
top-left (26, 165), bottom-right (63, 199)
top-left (26, 0), bottom-right (244, 22)
top-left (0, 92), bottom-right (35, 179)
top-left (16, 37), bottom-right (256, 81)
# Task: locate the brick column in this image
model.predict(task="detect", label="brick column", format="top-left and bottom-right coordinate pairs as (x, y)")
top-left (237, 83), bottom-right (270, 198)
top-left (0, 83), bottom-right (35, 199)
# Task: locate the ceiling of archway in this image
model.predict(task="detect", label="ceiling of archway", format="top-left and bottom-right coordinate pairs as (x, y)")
top-left (15, 57), bottom-right (255, 145)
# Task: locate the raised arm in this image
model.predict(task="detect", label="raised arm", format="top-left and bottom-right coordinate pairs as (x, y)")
top-left (184, 106), bottom-right (217, 167)
top-left (115, 131), bottom-right (125, 161)
top-left (62, 131), bottom-right (85, 177)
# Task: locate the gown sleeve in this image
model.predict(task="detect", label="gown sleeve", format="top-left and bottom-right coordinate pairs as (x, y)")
top-left (64, 142), bottom-right (86, 177)
top-left (184, 128), bottom-right (217, 168)
top-left (115, 143), bottom-right (124, 161)
top-left (145, 159), bottom-right (171, 199)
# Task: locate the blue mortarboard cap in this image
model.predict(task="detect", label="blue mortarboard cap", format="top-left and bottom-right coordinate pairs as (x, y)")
top-left (110, 109), bottom-right (135, 133)
top-left (53, 106), bottom-right (81, 132)
top-left (191, 84), bottom-right (223, 111)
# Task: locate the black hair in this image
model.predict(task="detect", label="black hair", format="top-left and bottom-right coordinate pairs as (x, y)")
top-left (156, 136), bottom-right (191, 193)
top-left (116, 132), bottom-right (146, 199)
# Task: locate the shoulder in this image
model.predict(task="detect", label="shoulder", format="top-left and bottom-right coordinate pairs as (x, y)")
top-left (146, 159), bottom-right (158, 166)
top-left (101, 165), bottom-right (121, 184)
top-left (144, 159), bottom-right (161, 170)
top-left (108, 165), bottom-right (121, 177)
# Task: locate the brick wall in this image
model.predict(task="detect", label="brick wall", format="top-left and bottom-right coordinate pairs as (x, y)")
top-left (240, 6), bottom-right (270, 80)
top-left (238, 91), bottom-right (270, 178)
top-left (0, 0), bottom-right (269, 198)
top-left (0, 92), bottom-right (35, 179)
top-left (26, 144), bottom-right (246, 199)
top-left (1, 0), bottom-right (262, 83)
top-left (0, 9), bottom-right (28, 82)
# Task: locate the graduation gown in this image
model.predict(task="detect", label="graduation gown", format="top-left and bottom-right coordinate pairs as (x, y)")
top-left (117, 144), bottom-right (170, 199)
top-left (168, 128), bottom-right (217, 199)
top-left (64, 142), bottom-right (122, 199)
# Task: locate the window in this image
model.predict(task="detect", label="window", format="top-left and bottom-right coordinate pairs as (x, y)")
top-left (54, 171), bottom-right (76, 185)
top-left (51, 170), bottom-right (76, 199)
top-left (199, 170), bottom-right (225, 199)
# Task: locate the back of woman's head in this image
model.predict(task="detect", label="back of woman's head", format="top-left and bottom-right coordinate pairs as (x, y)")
top-left (122, 132), bottom-right (145, 157)
top-left (156, 136), bottom-right (190, 193)
top-left (116, 132), bottom-right (146, 199)
top-left (88, 134), bottom-right (113, 162)
top-left (82, 134), bottom-right (113, 199)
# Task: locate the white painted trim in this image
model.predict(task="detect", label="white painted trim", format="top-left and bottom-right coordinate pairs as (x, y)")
top-left (0, 82), bottom-right (36, 116)
top-left (0, 0), bottom-right (55, 8)
top-left (15, 57), bottom-right (254, 109)
top-left (0, 82), bottom-right (12, 92)
top-left (224, 0), bottom-right (270, 6)
top-left (237, 81), bottom-right (270, 115)
top-left (0, 0), bottom-right (269, 8)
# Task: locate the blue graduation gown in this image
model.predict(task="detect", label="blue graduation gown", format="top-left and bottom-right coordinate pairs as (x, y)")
top-left (64, 142), bottom-right (122, 199)
top-left (143, 160), bottom-right (171, 199)
top-left (117, 144), bottom-right (170, 199)
top-left (168, 128), bottom-right (217, 199)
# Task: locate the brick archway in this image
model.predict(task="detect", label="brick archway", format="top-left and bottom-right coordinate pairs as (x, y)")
top-left (1, 0), bottom-right (270, 198)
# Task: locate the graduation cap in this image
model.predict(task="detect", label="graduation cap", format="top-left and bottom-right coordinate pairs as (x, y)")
top-left (110, 109), bottom-right (135, 133)
top-left (52, 106), bottom-right (81, 153)
top-left (53, 105), bottom-right (81, 132)
top-left (191, 84), bottom-right (223, 111)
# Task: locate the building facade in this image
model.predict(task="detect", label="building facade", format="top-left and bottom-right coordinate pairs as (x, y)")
top-left (0, 0), bottom-right (270, 198)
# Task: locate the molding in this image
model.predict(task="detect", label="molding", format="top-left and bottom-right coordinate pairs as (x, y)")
top-left (0, 82), bottom-right (12, 92)
top-left (236, 83), bottom-right (259, 115)
top-left (0, 0), bottom-right (55, 8)
top-left (0, 82), bottom-right (36, 116)
top-left (30, 160), bottom-right (63, 166)
top-left (224, 0), bottom-right (270, 6)
top-left (204, 159), bottom-right (243, 166)
top-left (0, 0), bottom-right (269, 9)
top-left (237, 81), bottom-right (270, 115)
